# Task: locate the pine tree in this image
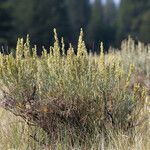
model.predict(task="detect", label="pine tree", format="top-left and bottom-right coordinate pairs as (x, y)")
top-left (32, 0), bottom-right (71, 48)
top-left (117, 0), bottom-right (150, 43)
top-left (138, 11), bottom-right (150, 43)
top-left (13, 0), bottom-right (71, 54)
top-left (12, 0), bottom-right (34, 40)
top-left (87, 0), bottom-right (104, 53)
top-left (117, 0), bottom-right (134, 41)
top-left (104, 0), bottom-right (117, 26)
top-left (0, 0), bottom-right (13, 47)
top-left (66, 0), bottom-right (90, 41)
top-left (103, 0), bottom-right (117, 47)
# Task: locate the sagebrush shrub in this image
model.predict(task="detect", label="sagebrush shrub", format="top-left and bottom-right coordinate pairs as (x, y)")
top-left (0, 30), bottom-right (148, 141)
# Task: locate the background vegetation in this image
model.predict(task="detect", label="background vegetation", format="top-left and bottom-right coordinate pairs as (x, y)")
top-left (0, 0), bottom-right (150, 53)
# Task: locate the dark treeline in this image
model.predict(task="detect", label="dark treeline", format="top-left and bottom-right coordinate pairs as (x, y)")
top-left (0, 0), bottom-right (150, 54)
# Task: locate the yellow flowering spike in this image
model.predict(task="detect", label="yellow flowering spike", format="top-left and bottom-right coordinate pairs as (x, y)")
top-left (67, 43), bottom-right (74, 66)
top-left (77, 28), bottom-right (83, 50)
top-left (32, 45), bottom-right (37, 59)
top-left (42, 46), bottom-right (48, 58)
top-left (61, 37), bottom-right (65, 56)
top-left (16, 38), bottom-right (24, 61)
top-left (141, 87), bottom-right (147, 101)
top-left (132, 83), bottom-right (140, 100)
top-left (77, 28), bottom-right (87, 57)
top-left (49, 46), bottom-right (53, 57)
top-left (6, 54), bottom-right (14, 75)
top-left (24, 34), bottom-right (30, 58)
top-left (53, 28), bottom-right (60, 58)
top-left (26, 34), bottom-right (30, 47)
top-left (100, 42), bottom-right (105, 65)
top-left (99, 42), bottom-right (105, 73)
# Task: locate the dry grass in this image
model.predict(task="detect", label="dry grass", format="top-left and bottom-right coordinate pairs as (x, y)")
top-left (0, 107), bottom-right (149, 150)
